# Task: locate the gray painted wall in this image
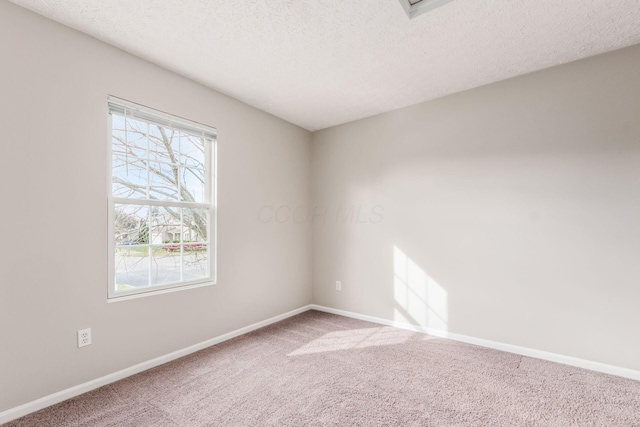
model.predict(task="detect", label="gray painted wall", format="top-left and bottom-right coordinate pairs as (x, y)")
top-left (0, 1), bottom-right (312, 411)
top-left (2, 0), bottom-right (640, 414)
top-left (312, 45), bottom-right (640, 372)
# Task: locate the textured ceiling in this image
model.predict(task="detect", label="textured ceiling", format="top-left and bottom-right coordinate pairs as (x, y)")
top-left (9, 0), bottom-right (640, 131)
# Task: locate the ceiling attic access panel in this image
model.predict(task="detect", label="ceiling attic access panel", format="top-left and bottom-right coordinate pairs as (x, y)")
top-left (399, 0), bottom-right (456, 19)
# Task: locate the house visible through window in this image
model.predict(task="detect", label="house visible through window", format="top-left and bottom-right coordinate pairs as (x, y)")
top-left (108, 97), bottom-right (216, 299)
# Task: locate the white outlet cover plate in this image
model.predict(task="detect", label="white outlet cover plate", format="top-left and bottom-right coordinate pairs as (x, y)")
top-left (78, 328), bottom-right (92, 348)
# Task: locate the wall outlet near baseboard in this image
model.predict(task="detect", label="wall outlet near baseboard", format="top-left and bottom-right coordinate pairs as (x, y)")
top-left (336, 281), bottom-right (342, 291)
top-left (78, 328), bottom-right (91, 348)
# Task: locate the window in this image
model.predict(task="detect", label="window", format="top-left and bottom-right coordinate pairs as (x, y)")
top-left (107, 97), bottom-right (216, 299)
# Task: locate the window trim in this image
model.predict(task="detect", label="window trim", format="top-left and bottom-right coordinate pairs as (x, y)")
top-left (107, 96), bottom-right (217, 300)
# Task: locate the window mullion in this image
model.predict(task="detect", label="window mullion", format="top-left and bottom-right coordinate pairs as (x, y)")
top-left (111, 198), bottom-right (209, 209)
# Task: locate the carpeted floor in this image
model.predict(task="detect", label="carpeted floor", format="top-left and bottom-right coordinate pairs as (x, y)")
top-left (5, 310), bottom-right (640, 426)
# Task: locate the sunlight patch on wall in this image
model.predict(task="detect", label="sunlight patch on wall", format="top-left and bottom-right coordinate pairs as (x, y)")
top-left (394, 246), bottom-right (448, 331)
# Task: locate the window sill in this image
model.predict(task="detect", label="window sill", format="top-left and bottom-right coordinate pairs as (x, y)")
top-left (107, 280), bottom-right (215, 303)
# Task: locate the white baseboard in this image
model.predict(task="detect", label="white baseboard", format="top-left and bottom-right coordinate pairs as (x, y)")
top-left (309, 304), bottom-right (640, 382)
top-left (0, 305), bottom-right (312, 425)
top-left (4, 303), bottom-right (638, 424)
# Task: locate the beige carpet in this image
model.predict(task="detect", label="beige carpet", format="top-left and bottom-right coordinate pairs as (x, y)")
top-left (5, 310), bottom-right (640, 426)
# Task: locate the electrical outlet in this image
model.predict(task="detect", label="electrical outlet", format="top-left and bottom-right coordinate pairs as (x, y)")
top-left (78, 328), bottom-right (91, 348)
top-left (336, 281), bottom-right (342, 291)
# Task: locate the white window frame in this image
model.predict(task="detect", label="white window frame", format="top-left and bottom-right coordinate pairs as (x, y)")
top-left (107, 96), bottom-right (217, 300)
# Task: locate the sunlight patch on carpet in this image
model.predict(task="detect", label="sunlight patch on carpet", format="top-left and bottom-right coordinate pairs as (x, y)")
top-left (288, 327), bottom-right (413, 356)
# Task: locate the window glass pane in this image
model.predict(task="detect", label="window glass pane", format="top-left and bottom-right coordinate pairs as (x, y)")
top-left (181, 167), bottom-right (206, 203)
top-left (112, 115), bottom-right (148, 160)
top-left (114, 204), bottom-right (149, 245)
top-left (150, 245), bottom-right (181, 286)
top-left (123, 118), bottom-right (147, 159)
top-left (183, 244), bottom-right (208, 281)
top-left (180, 134), bottom-right (205, 169)
top-left (111, 115), bottom-right (128, 157)
top-left (183, 208), bottom-right (207, 243)
top-left (148, 124), bottom-right (179, 164)
top-left (148, 162), bottom-right (179, 201)
top-left (114, 245), bottom-right (150, 290)
top-left (112, 162), bottom-right (148, 198)
top-left (150, 206), bottom-right (181, 244)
